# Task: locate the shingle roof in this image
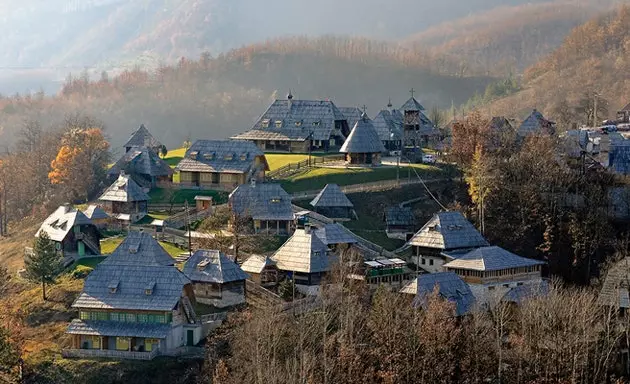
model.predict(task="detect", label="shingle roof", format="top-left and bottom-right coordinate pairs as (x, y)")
top-left (99, 173), bottom-right (150, 203)
top-left (183, 249), bottom-right (249, 284)
top-left (241, 254), bottom-right (277, 274)
top-left (310, 184), bottom-right (354, 208)
top-left (443, 246), bottom-right (545, 271)
top-left (232, 99), bottom-right (347, 142)
top-left (400, 272), bottom-right (475, 316)
top-left (489, 116), bottom-right (513, 132)
top-left (123, 124), bottom-right (162, 149)
top-left (67, 319), bottom-right (171, 338)
top-left (73, 263), bottom-right (190, 311)
top-left (340, 113), bottom-right (386, 154)
top-left (609, 141), bottom-right (630, 175)
top-left (229, 183), bottom-right (294, 221)
top-left (401, 96), bottom-right (426, 112)
top-left (36, 205), bottom-right (94, 242)
top-left (100, 231), bottom-right (175, 267)
top-left (108, 146), bottom-right (173, 178)
top-left (339, 107), bottom-right (363, 131)
top-left (598, 257), bottom-right (630, 308)
top-left (385, 206), bottom-right (415, 227)
top-left (407, 211), bottom-right (489, 250)
top-left (313, 223), bottom-right (358, 245)
top-left (372, 109), bottom-right (403, 142)
top-left (83, 205), bottom-right (110, 220)
top-left (175, 140), bottom-right (268, 174)
top-left (502, 280), bottom-right (549, 304)
top-left (517, 109), bottom-right (555, 136)
top-left (272, 228), bottom-right (336, 273)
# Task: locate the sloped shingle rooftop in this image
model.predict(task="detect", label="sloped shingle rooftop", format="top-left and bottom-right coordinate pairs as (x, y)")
top-left (175, 140), bottom-right (268, 174)
top-left (314, 223), bottom-right (358, 245)
top-left (340, 113), bottom-right (386, 154)
top-left (123, 124), bottom-right (162, 149)
top-left (99, 173), bottom-right (150, 203)
top-left (517, 109), bottom-right (555, 136)
top-left (108, 146), bottom-right (173, 178)
top-left (67, 319), bottom-right (171, 338)
top-left (400, 96), bottom-right (426, 112)
top-left (83, 205), bottom-right (110, 221)
top-left (372, 109), bottom-right (403, 142)
top-left (241, 254), bottom-right (277, 274)
top-left (183, 249), bottom-right (249, 284)
top-left (272, 228), bottom-right (336, 273)
top-left (502, 280), bottom-right (549, 304)
top-left (310, 184), bottom-right (353, 208)
top-left (101, 231), bottom-right (175, 267)
top-left (385, 206), bottom-right (415, 227)
top-left (407, 211), bottom-right (489, 250)
top-left (443, 246), bottom-right (545, 271)
top-left (599, 257), bottom-right (630, 308)
top-left (609, 140), bottom-right (630, 175)
top-left (229, 183), bottom-right (294, 221)
top-left (339, 106), bottom-right (363, 131)
top-left (400, 272), bottom-right (475, 316)
top-left (36, 205), bottom-right (93, 242)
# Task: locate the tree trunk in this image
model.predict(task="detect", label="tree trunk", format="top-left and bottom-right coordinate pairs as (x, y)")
top-left (42, 279), bottom-right (47, 301)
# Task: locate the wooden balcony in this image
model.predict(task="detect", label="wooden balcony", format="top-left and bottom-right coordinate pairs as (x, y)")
top-left (62, 348), bottom-right (159, 360)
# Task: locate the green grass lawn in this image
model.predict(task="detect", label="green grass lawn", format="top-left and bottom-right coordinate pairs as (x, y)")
top-left (148, 188), bottom-right (228, 205)
top-left (100, 237), bottom-right (184, 257)
top-left (72, 256), bottom-right (107, 270)
top-left (280, 164), bottom-right (444, 193)
top-left (163, 147), bottom-right (186, 167)
top-left (265, 153), bottom-right (322, 171)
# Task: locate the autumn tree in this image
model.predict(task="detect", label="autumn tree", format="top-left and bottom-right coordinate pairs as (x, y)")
top-left (24, 231), bottom-right (63, 301)
top-left (449, 109), bottom-right (491, 168)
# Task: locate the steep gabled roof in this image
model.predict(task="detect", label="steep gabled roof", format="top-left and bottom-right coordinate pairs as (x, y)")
top-left (339, 106), bottom-right (363, 131)
top-left (310, 184), bottom-right (353, 208)
top-left (123, 124), bottom-right (162, 149)
top-left (241, 254), bottom-right (277, 274)
top-left (443, 246), bottom-right (545, 271)
top-left (108, 146), bottom-right (173, 178)
top-left (183, 249), bottom-right (249, 284)
top-left (372, 109), bottom-right (403, 142)
top-left (517, 109), bottom-right (555, 136)
top-left (502, 280), bottom-right (549, 304)
top-left (83, 205), bottom-right (110, 220)
top-left (272, 228), bottom-right (335, 273)
top-left (232, 99), bottom-right (347, 142)
top-left (598, 257), bottom-right (630, 308)
top-left (229, 183), bottom-right (294, 221)
top-left (100, 231), bottom-right (175, 267)
top-left (175, 140), bottom-right (268, 174)
top-left (407, 211), bottom-right (489, 250)
top-left (400, 272), bottom-right (475, 316)
top-left (401, 96), bottom-right (425, 112)
top-left (314, 223), bottom-right (358, 245)
top-left (99, 173), bottom-right (150, 203)
top-left (385, 206), bottom-right (415, 227)
top-left (609, 140), bottom-right (630, 175)
top-left (36, 205), bottom-right (94, 242)
top-left (340, 113), bottom-right (386, 154)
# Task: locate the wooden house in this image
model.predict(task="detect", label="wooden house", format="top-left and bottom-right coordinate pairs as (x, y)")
top-left (123, 124), bottom-right (162, 154)
top-left (313, 223), bottom-right (358, 252)
top-left (339, 113), bottom-right (386, 166)
top-left (517, 109), bottom-right (556, 137)
top-left (406, 211), bottom-right (489, 273)
top-left (400, 95), bottom-right (437, 152)
top-left (372, 106), bottom-right (403, 152)
top-left (98, 173), bottom-right (150, 223)
top-left (309, 184), bottom-right (354, 219)
top-left (609, 140), bottom-right (630, 175)
top-left (241, 255), bottom-right (278, 286)
top-left (183, 250), bottom-right (249, 308)
top-left (231, 93), bottom-right (350, 153)
top-left (83, 205), bottom-right (110, 229)
top-left (175, 140), bottom-right (269, 191)
top-left (443, 246), bottom-right (545, 305)
top-left (228, 182), bottom-right (294, 234)
top-left (353, 258), bottom-right (412, 288)
top-left (64, 232), bottom-right (204, 360)
top-left (384, 206), bottom-right (415, 240)
top-left (400, 272), bottom-right (476, 316)
top-left (271, 227), bottom-right (337, 286)
top-left (108, 146), bottom-right (173, 189)
top-left (36, 205), bottom-right (101, 258)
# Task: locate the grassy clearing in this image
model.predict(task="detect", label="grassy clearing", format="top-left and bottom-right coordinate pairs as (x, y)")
top-left (265, 153), bottom-right (321, 171)
top-left (148, 188), bottom-right (228, 205)
top-left (72, 256), bottom-right (107, 270)
top-left (100, 237), bottom-right (183, 257)
top-left (162, 147), bottom-right (186, 167)
top-left (280, 164), bottom-right (444, 193)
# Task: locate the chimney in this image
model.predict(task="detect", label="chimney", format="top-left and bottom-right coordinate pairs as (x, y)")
top-left (304, 224), bottom-right (312, 234)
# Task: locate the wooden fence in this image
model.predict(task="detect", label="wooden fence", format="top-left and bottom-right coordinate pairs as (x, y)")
top-left (267, 154), bottom-right (346, 179)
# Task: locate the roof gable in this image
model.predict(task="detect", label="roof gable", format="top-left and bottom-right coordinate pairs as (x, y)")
top-left (310, 184), bottom-right (353, 208)
top-left (123, 124), bottom-right (162, 149)
top-left (108, 146), bottom-right (173, 178)
top-left (400, 272), bottom-right (475, 316)
top-left (83, 205), bottom-right (110, 220)
top-left (272, 228), bottom-right (335, 273)
top-left (518, 109), bottom-right (555, 136)
top-left (36, 205), bottom-right (94, 242)
top-left (183, 249), bottom-right (249, 284)
top-left (241, 254), bottom-right (277, 274)
top-left (401, 96), bottom-right (425, 112)
top-left (101, 231), bottom-right (175, 267)
top-left (229, 183), bottom-right (294, 221)
top-left (407, 211), bottom-right (489, 250)
top-left (99, 174), bottom-right (150, 203)
top-left (340, 114), bottom-right (386, 154)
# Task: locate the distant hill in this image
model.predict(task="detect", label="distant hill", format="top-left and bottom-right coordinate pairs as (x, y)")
top-left (0, 37), bottom-right (494, 150)
top-left (486, 5), bottom-right (630, 124)
top-left (406, 1), bottom-right (615, 75)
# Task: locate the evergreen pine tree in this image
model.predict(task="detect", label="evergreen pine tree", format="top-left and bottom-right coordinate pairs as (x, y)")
top-left (25, 231), bottom-right (63, 301)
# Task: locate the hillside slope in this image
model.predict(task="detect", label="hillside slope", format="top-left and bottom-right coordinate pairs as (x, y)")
top-left (487, 5), bottom-right (630, 124)
top-left (0, 37), bottom-right (494, 149)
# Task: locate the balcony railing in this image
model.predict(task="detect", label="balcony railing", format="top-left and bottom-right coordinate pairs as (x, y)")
top-left (62, 348), bottom-right (159, 360)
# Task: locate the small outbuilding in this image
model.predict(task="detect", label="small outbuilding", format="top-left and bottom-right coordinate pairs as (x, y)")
top-left (241, 255), bottom-right (279, 286)
top-left (400, 272), bottom-right (476, 316)
top-left (309, 184), bottom-right (354, 219)
top-left (83, 204), bottom-right (110, 229)
top-left (313, 223), bottom-right (357, 252)
top-left (228, 182), bottom-right (294, 234)
top-left (384, 206), bottom-right (415, 240)
top-left (36, 205), bottom-right (101, 258)
top-left (340, 112), bottom-right (386, 166)
top-left (98, 173), bottom-right (150, 223)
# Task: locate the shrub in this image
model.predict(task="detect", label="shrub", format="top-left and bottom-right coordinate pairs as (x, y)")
top-left (72, 265), bottom-right (93, 279)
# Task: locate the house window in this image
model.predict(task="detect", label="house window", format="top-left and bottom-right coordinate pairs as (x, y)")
top-left (275, 120), bottom-right (283, 128)
top-left (97, 312), bottom-right (108, 321)
top-left (80, 311), bottom-right (89, 320)
top-left (270, 197), bottom-right (281, 203)
top-left (126, 313), bottom-right (137, 323)
top-left (109, 313), bottom-right (120, 321)
top-left (154, 314), bottom-right (166, 324)
top-left (295, 121), bottom-right (302, 127)
top-left (429, 259), bottom-right (434, 266)
top-left (240, 154), bottom-right (247, 161)
top-left (189, 151), bottom-right (198, 160)
top-left (137, 314), bottom-right (148, 323)
top-left (224, 154), bottom-right (233, 161)
top-left (262, 119), bottom-right (270, 128)
top-left (421, 258), bottom-right (426, 265)
top-left (116, 337), bottom-right (130, 351)
top-left (503, 284), bottom-right (510, 288)
top-left (145, 338), bottom-right (159, 352)
top-left (488, 286), bottom-right (495, 291)
top-left (203, 153), bottom-right (214, 161)
top-left (517, 282), bottom-right (523, 286)
top-left (313, 251), bottom-right (321, 257)
top-left (313, 121), bottom-right (321, 126)
top-left (89, 336), bottom-right (101, 349)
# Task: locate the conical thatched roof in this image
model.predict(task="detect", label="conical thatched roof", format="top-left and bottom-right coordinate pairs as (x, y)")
top-left (340, 113), bottom-right (386, 154)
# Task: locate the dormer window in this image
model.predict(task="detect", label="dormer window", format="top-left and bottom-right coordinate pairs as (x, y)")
top-left (275, 120), bottom-right (283, 128)
top-left (313, 121), bottom-right (321, 126)
top-left (224, 153), bottom-right (234, 161)
top-left (189, 151), bottom-right (198, 160)
top-left (197, 259), bottom-right (211, 271)
top-left (313, 251), bottom-right (321, 257)
top-left (144, 281), bottom-right (156, 296)
top-left (295, 121), bottom-right (302, 127)
top-left (270, 197), bottom-right (281, 203)
top-left (203, 153), bottom-right (214, 161)
top-left (108, 280), bottom-right (119, 294)
top-left (262, 119), bottom-right (270, 128)
top-left (240, 153), bottom-right (247, 161)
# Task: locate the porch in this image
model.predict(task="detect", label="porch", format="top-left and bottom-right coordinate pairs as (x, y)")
top-left (62, 348), bottom-right (159, 361)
